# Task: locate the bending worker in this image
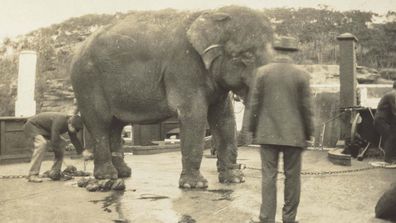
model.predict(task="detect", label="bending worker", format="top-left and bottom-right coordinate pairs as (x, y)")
top-left (24, 112), bottom-right (84, 183)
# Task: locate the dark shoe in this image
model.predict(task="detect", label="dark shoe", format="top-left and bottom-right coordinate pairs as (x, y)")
top-left (28, 175), bottom-right (43, 183)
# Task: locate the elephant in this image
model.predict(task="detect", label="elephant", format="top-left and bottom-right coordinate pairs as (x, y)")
top-left (70, 6), bottom-right (273, 188)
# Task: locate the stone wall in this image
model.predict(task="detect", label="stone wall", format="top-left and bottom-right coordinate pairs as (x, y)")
top-left (39, 78), bottom-right (75, 114)
top-left (298, 64), bottom-right (391, 85)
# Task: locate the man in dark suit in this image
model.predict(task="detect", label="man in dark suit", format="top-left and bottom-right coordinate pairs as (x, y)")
top-left (24, 112), bottom-right (84, 182)
top-left (248, 36), bottom-right (314, 223)
top-left (374, 81), bottom-right (396, 164)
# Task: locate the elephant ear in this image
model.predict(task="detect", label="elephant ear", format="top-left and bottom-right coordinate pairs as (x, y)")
top-left (187, 12), bottom-right (230, 70)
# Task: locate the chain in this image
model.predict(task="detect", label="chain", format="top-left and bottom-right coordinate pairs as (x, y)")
top-left (0, 160), bottom-right (89, 180)
top-left (246, 165), bottom-right (381, 176)
top-left (0, 165), bottom-right (383, 179)
top-left (0, 175), bottom-right (27, 179)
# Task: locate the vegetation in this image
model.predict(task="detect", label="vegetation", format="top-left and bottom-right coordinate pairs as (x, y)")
top-left (263, 7), bottom-right (396, 67)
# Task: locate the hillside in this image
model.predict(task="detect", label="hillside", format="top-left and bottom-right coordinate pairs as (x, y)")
top-left (0, 8), bottom-right (395, 116)
top-left (0, 13), bottom-right (123, 115)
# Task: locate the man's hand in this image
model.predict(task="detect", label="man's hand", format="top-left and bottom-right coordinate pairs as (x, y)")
top-left (59, 136), bottom-right (68, 149)
top-left (82, 149), bottom-right (94, 160)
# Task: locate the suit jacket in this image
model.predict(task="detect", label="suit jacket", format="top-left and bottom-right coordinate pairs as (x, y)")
top-left (247, 56), bottom-right (314, 147)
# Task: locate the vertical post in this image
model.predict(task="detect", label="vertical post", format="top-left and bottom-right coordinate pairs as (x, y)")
top-left (337, 33), bottom-right (358, 140)
top-left (15, 50), bottom-right (37, 117)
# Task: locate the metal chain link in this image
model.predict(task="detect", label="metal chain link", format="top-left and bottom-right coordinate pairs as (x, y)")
top-left (246, 165), bottom-right (381, 176)
top-left (0, 175), bottom-right (27, 179)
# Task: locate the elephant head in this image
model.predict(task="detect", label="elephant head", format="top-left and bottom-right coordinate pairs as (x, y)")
top-left (187, 6), bottom-right (273, 101)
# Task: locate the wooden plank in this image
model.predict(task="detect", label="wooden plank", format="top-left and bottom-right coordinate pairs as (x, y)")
top-left (4, 131), bottom-right (30, 155)
top-left (327, 148), bottom-right (351, 166)
top-left (0, 116), bottom-right (28, 121)
top-left (5, 119), bottom-right (26, 132)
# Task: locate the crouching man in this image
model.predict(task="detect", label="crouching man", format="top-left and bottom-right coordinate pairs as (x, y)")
top-left (374, 80), bottom-right (396, 165)
top-left (24, 112), bottom-right (84, 182)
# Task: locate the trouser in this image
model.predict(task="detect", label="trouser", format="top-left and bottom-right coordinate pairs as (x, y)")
top-left (374, 118), bottom-right (396, 163)
top-left (259, 144), bottom-right (302, 223)
top-left (28, 135), bottom-right (63, 176)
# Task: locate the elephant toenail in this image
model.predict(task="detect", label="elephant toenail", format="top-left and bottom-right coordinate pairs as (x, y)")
top-left (183, 183), bottom-right (191, 188)
top-left (196, 182), bottom-right (204, 188)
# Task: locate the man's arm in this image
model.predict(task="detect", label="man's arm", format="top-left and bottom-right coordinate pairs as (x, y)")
top-left (299, 73), bottom-right (315, 140)
top-left (50, 122), bottom-right (63, 151)
top-left (389, 92), bottom-right (396, 117)
top-left (50, 119), bottom-right (66, 160)
top-left (247, 75), bottom-right (262, 135)
top-left (68, 131), bottom-right (84, 154)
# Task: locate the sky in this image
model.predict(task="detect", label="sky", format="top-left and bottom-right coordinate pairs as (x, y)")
top-left (1, 0), bottom-right (395, 40)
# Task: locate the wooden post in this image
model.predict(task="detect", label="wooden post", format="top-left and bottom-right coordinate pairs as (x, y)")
top-left (337, 33), bottom-right (358, 140)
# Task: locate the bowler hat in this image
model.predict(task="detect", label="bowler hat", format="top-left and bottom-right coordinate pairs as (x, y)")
top-left (273, 36), bottom-right (299, 51)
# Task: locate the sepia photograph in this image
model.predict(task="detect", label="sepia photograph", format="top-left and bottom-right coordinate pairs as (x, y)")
top-left (0, 0), bottom-right (396, 222)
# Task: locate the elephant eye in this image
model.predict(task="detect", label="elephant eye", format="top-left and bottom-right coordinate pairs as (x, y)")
top-left (241, 52), bottom-right (255, 64)
top-left (242, 51), bottom-right (254, 59)
top-left (231, 57), bottom-right (245, 67)
top-left (233, 51), bottom-right (255, 66)
top-left (231, 51), bottom-right (256, 67)
top-left (241, 58), bottom-right (255, 66)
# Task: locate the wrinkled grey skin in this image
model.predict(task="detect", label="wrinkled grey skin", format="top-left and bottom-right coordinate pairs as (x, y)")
top-left (70, 6), bottom-right (272, 188)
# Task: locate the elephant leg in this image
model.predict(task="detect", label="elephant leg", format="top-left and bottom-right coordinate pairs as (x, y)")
top-left (88, 123), bottom-right (118, 179)
top-left (79, 97), bottom-right (118, 179)
top-left (208, 95), bottom-right (244, 184)
top-left (178, 104), bottom-right (208, 189)
top-left (109, 118), bottom-right (131, 178)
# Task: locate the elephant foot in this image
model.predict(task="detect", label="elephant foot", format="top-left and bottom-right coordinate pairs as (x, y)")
top-left (179, 171), bottom-right (208, 189)
top-left (112, 156), bottom-right (132, 178)
top-left (78, 177), bottom-right (126, 192)
top-left (219, 168), bottom-right (245, 184)
top-left (94, 162), bottom-right (118, 179)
